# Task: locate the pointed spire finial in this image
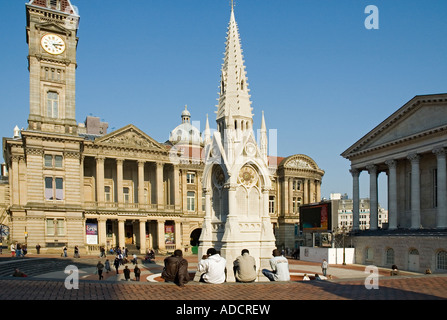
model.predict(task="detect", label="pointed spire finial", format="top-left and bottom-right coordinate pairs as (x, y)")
top-left (231, 0), bottom-right (235, 11)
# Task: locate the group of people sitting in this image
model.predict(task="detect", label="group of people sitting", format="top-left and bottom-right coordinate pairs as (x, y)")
top-left (161, 247), bottom-right (291, 287)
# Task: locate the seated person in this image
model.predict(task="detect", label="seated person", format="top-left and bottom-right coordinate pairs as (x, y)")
top-left (262, 249), bottom-right (290, 281)
top-left (12, 268), bottom-right (27, 277)
top-left (197, 248), bottom-right (227, 284)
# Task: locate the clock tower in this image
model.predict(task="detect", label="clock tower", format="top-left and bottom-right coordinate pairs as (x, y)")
top-left (26, 0), bottom-right (80, 134)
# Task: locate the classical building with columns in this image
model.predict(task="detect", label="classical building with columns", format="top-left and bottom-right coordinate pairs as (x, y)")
top-left (342, 93), bottom-right (447, 273)
top-left (0, 0), bottom-right (324, 255)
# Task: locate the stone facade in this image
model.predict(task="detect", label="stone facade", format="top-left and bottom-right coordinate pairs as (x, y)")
top-left (342, 94), bottom-right (447, 273)
top-left (1, 1), bottom-right (324, 255)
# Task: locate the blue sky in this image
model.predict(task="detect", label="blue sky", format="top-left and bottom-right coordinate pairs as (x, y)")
top-left (1, 0), bottom-right (447, 207)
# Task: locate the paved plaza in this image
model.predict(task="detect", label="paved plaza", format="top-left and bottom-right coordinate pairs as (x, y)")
top-left (0, 252), bottom-right (446, 303)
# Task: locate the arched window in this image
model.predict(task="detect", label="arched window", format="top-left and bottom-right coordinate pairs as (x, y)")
top-left (385, 248), bottom-right (395, 265)
top-left (437, 250), bottom-right (447, 271)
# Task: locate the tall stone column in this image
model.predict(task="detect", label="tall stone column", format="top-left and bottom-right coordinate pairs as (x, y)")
top-left (156, 162), bottom-right (164, 210)
top-left (173, 165), bottom-right (180, 211)
top-left (385, 160), bottom-right (398, 230)
top-left (116, 159), bottom-right (124, 206)
top-left (288, 177), bottom-right (293, 214)
top-left (197, 171), bottom-right (202, 213)
top-left (303, 179), bottom-right (309, 204)
top-left (198, 188), bottom-right (213, 258)
top-left (118, 219), bottom-right (125, 249)
top-left (310, 180), bottom-right (316, 203)
top-left (80, 155), bottom-right (85, 204)
top-left (98, 218), bottom-right (107, 246)
top-left (96, 156), bottom-right (105, 205)
top-left (350, 168), bottom-right (360, 231)
top-left (137, 160), bottom-right (145, 206)
top-left (221, 183), bottom-right (241, 282)
top-left (367, 165), bottom-right (378, 230)
top-left (174, 220), bottom-right (182, 249)
top-left (11, 156), bottom-right (20, 206)
top-left (181, 170), bottom-right (187, 211)
top-left (316, 180), bottom-right (321, 202)
top-left (408, 153), bottom-right (421, 229)
top-left (157, 219), bottom-right (166, 252)
top-left (433, 148), bottom-right (447, 229)
top-left (283, 178), bottom-right (289, 215)
top-left (139, 219), bottom-right (147, 254)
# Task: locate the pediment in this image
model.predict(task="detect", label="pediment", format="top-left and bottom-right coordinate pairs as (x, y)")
top-left (342, 94), bottom-right (447, 158)
top-left (95, 125), bottom-right (167, 153)
top-left (35, 22), bottom-right (71, 35)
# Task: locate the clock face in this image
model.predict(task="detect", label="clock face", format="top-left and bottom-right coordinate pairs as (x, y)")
top-left (41, 34), bottom-right (66, 55)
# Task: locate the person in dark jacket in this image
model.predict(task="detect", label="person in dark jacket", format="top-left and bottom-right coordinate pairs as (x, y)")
top-left (161, 249), bottom-right (190, 287)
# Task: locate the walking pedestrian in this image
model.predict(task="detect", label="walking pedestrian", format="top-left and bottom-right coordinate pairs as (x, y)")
top-left (63, 246), bottom-right (68, 257)
top-left (134, 265), bottom-right (141, 281)
top-left (36, 244), bottom-right (41, 254)
top-left (123, 265), bottom-right (130, 281)
top-left (104, 259), bottom-right (111, 273)
top-left (74, 245), bottom-right (80, 258)
top-left (99, 246), bottom-right (106, 258)
top-left (16, 243), bottom-right (22, 258)
top-left (10, 243), bottom-right (15, 257)
top-left (96, 261), bottom-right (104, 280)
top-left (321, 259), bottom-right (328, 276)
top-left (114, 256), bottom-right (120, 274)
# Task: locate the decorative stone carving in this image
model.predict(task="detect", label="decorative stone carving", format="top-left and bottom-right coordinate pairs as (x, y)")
top-left (101, 129), bottom-right (159, 149)
top-left (286, 159), bottom-right (312, 169)
top-left (238, 166), bottom-right (258, 188)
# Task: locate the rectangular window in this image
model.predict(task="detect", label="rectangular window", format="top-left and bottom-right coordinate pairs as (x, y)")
top-left (105, 186), bottom-right (111, 202)
top-left (45, 177), bottom-right (53, 200)
top-left (187, 172), bottom-right (196, 184)
top-left (44, 154), bottom-right (63, 168)
top-left (187, 191), bottom-right (195, 211)
top-left (45, 177), bottom-right (64, 201)
top-left (47, 218), bottom-right (65, 236)
top-left (55, 155), bottom-right (63, 168)
top-left (269, 196), bottom-right (275, 214)
top-left (44, 154), bottom-right (53, 167)
top-left (57, 219), bottom-right (65, 236)
top-left (47, 91), bottom-right (59, 118)
top-left (46, 219), bottom-right (55, 236)
top-left (123, 187), bottom-right (130, 203)
top-left (55, 178), bottom-right (63, 200)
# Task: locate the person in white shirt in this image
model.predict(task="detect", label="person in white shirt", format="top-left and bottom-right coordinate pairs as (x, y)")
top-left (262, 249), bottom-right (290, 281)
top-left (197, 248), bottom-right (227, 284)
